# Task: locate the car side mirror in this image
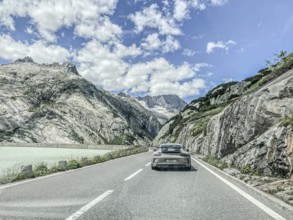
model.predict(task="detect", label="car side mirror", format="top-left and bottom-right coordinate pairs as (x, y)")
top-left (186, 149), bottom-right (189, 152)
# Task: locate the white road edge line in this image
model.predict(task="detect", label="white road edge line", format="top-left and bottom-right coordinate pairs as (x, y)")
top-left (65, 190), bottom-right (113, 220)
top-left (145, 162), bottom-right (151, 167)
top-left (124, 169), bottom-right (143, 181)
top-left (191, 157), bottom-right (285, 220)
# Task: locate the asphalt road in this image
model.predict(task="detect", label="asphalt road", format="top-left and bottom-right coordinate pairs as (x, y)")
top-left (0, 152), bottom-right (292, 220)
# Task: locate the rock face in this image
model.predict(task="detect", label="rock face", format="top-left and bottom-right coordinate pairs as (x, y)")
top-left (0, 58), bottom-right (161, 145)
top-left (135, 94), bottom-right (187, 124)
top-left (154, 55), bottom-right (293, 176)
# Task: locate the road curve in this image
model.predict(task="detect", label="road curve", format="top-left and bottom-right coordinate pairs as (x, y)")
top-left (0, 152), bottom-right (292, 220)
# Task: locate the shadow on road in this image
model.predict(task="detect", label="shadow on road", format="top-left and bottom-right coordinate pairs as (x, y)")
top-left (154, 166), bottom-right (197, 172)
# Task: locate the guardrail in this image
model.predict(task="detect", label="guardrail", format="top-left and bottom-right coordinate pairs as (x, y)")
top-left (0, 142), bottom-right (133, 150)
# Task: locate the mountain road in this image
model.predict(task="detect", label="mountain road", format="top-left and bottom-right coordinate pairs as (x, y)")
top-left (0, 152), bottom-right (292, 220)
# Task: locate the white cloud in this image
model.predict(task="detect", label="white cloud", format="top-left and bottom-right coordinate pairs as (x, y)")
top-left (149, 78), bottom-right (205, 98)
top-left (210, 0), bottom-right (228, 6)
top-left (75, 40), bottom-right (143, 91)
top-left (129, 1), bottom-right (215, 36)
top-left (173, 0), bottom-right (227, 23)
top-left (25, 26), bottom-right (34, 35)
top-left (162, 35), bottom-right (180, 53)
top-left (183, 48), bottom-right (196, 56)
top-left (141, 33), bottom-right (162, 51)
top-left (0, 0), bottom-right (119, 42)
top-left (206, 40), bottom-right (236, 54)
top-left (129, 4), bottom-right (182, 35)
top-left (0, 0), bottom-right (217, 99)
top-left (76, 40), bottom-right (208, 98)
top-left (74, 17), bottom-right (122, 43)
top-left (222, 78), bottom-right (235, 83)
top-left (191, 0), bottom-right (207, 10)
top-left (124, 58), bottom-right (208, 98)
top-left (0, 34), bottom-right (71, 63)
top-left (174, 0), bottom-right (189, 21)
top-left (141, 33), bottom-right (180, 54)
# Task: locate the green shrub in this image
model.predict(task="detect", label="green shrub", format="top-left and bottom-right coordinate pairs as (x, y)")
top-left (280, 112), bottom-right (293, 128)
top-left (168, 114), bottom-right (183, 134)
top-left (191, 120), bottom-right (208, 137)
top-left (244, 52), bottom-right (293, 94)
top-left (253, 168), bottom-right (262, 176)
top-left (203, 155), bottom-right (228, 170)
top-left (104, 153), bottom-right (113, 160)
top-left (91, 156), bottom-right (102, 164)
top-left (34, 163), bottom-right (49, 177)
top-left (241, 164), bottom-right (251, 174)
top-left (110, 133), bottom-right (137, 145)
top-left (13, 173), bottom-right (27, 182)
top-left (0, 167), bottom-right (23, 184)
top-left (67, 159), bottom-right (81, 169)
top-left (50, 165), bottom-right (64, 173)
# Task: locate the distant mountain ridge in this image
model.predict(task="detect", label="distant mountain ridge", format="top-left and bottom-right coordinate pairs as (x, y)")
top-left (134, 94), bottom-right (187, 124)
top-left (136, 94), bottom-right (187, 111)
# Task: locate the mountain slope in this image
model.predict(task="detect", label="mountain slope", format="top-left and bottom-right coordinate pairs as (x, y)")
top-left (154, 53), bottom-right (293, 176)
top-left (0, 58), bottom-right (161, 145)
top-left (135, 94), bottom-right (187, 124)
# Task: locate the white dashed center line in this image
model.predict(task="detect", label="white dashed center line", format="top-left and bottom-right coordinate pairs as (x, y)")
top-left (124, 169), bottom-right (143, 181)
top-left (65, 190), bottom-right (113, 220)
top-left (145, 162), bottom-right (151, 167)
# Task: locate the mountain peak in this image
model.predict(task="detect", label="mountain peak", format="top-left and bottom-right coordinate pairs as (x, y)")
top-left (117, 92), bottom-right (130, 97)
top-left (14, 57), bottom-right (34, 63)
top-left (135, 94), bottom-right (187, 124)
top-left (61, 62), bottom-right (79, 75)
top-left (137, 94), bottom-right (187, 110)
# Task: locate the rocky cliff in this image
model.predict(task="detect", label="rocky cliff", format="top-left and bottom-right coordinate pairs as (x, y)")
top-left (135, 94), bottom-right (187, 124)
top-left (154, 53), bottom-right (293, 176)
top-left (0, 58), bottom-right (161, 145)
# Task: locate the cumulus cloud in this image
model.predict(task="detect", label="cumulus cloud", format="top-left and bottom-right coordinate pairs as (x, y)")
top-left (0, 0), bottom-right (119, 42)
top-left (0, 0), bottom-right (217, 98)
top-left (141, 33), bottom-right (180, 54)
top-left (75, 40), bottom-right (143, 91)
top-left (174, 0), bottom-right (189, 21)
top-left (76, 40), bottom-right (208, 98)
top-left (129, 0), bottom-right (227, 36)
top-left (0, 34), bottom-right (71, 63)
top-left (129, 4), bottom-right (182, 35)
top-left (191, 0), bottom-right (207, 10)
top-left (174, 0), bottom-right (228, 22)
top-left (183, 48), bottom-right (196, 56)
top-left (206, 40), bottom-right (236, 54)
top-left (74, 16), bottom-right (122, 43)
top-left (149, 79), bottom-right (205, 97)
top-left (210, 0), bottom-right (228, 6)
top-left (124, 59), bottom-right (209, 98)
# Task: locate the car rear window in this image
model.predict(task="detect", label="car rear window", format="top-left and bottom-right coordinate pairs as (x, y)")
top-left (160, 145), bottom-right (181, 153)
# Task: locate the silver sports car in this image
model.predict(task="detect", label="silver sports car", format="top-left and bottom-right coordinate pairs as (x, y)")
top-left (151, 143), bottom-right (191, 170)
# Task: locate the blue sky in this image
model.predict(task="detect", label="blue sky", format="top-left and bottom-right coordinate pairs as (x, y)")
top-left (0, 0), bottom-right (292, 102)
